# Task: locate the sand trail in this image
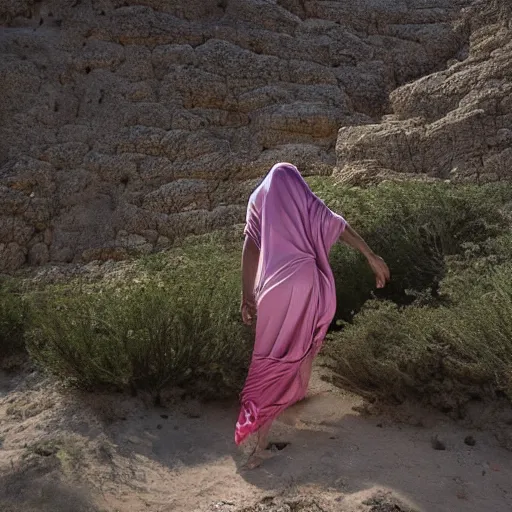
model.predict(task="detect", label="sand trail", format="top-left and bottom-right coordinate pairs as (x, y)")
top-left (0, 367), bottom-right (511, 512)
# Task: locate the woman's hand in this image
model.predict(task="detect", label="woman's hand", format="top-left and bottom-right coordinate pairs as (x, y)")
top-left (241, 296), bottom-right (257, 326)
top-left (367, 254), bottom-right (390, 289)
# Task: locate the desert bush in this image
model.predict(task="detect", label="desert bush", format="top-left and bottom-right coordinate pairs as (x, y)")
top-left (0, 277), bottom-right (28, 362)
top-left (309, 179), bottom-right (512, 321)
top-left (325, 260), bottom-right (512, 410)
top-left (313, 179), bottom-right (512, 409)
top-left (27, 235), bottom-right (251, 398)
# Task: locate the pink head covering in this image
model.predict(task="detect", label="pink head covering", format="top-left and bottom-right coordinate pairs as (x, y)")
top-left (245, 162), bottom-right (346, 301)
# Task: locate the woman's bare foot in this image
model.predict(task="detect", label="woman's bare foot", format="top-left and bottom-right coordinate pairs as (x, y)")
top-left (241, 422), bottom-right (273, 470)
top-left (242, 441), bottom-right (291, 470)
top-left (243, 454), bottom-right (264, 470)
top-left (243, 448), bottom-right (275, 470)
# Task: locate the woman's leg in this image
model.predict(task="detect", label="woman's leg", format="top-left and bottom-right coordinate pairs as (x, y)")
top-left (244, 420), bottom-right (273, 469)
top-left (256, 420), bottom-right (272, 451)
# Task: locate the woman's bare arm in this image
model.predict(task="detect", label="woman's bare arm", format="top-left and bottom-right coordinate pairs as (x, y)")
top-left (339, 224), bottom-right (375, 260)
top-left (339, 224), bottom-right (390, 288)
top-left (241, 236), bottom-right (260, 324)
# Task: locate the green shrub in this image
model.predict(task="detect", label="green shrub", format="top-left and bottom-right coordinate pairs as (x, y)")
top-left (440, 234), bottom-right (512, 303)
top-left (309, 180), bottom-right (512, 321)
top-left (0, 277), bottom-right (28, 362)
top-left (27, 235), bottom-right (251, 398)
top-left (324, 262), bottom-right (512, 409)
top-left (313, 179), bottom-right (512, 409)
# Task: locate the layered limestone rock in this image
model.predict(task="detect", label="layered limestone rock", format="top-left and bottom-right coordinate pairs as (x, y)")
top-left (336, 0), bottom-right (512, 185)
top-left (0, 0), bottom-right (469, 269)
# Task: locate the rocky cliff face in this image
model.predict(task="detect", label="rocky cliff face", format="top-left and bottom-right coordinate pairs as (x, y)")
top-left (0, 0), bottom-right (469, 270)
top-left (336, 0), bottom-right (512, 185)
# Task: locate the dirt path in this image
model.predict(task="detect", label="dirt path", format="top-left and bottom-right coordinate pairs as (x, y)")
top-left (0, 367), bottom-right (511, 512)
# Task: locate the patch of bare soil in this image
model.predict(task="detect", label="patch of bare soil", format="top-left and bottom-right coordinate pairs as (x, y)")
top-left (1, 366), bottom-right (511, 512)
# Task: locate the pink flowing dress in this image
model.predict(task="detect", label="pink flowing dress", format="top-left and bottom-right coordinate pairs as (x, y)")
top-left (235, 163), bottom-right (346, 445)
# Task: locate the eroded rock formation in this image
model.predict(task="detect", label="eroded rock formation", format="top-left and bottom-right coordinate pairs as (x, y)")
top-left (336, 0), bottom-right (512, 185)
top-left (0, 0), bottom-right (470, 269)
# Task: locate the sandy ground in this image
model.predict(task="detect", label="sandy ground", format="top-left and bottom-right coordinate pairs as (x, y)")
top-left (0, 366), bottom-right (511, 512)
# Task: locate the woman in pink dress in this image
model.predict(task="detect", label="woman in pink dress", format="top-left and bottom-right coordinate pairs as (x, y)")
top-left (237, 162), bottom-right (390, 468)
